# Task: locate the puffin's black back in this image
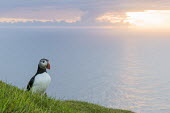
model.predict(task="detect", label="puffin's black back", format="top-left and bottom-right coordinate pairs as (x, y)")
top-left (26, 66), bottom-right (47, 91)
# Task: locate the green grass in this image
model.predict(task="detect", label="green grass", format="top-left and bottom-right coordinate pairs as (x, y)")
top-left (0, 81), bottom-right (134, 113)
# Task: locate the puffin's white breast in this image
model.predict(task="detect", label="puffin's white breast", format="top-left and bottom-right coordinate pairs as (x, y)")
top-left (32, 72), bottom-right (51, 94)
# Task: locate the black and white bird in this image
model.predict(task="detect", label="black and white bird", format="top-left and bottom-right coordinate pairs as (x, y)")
top-left (27, 58), bottom-right (51, 94)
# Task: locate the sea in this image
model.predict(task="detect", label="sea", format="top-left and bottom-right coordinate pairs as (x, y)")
top-left (1, 27), bottom-right (170, 113)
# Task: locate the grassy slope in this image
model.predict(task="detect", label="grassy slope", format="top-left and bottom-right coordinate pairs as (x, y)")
top-left (0, 81), bottom-right (134, 113)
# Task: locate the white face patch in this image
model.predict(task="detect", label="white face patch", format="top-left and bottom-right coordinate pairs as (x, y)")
top-left (39, 59), bottom-right (48, 69)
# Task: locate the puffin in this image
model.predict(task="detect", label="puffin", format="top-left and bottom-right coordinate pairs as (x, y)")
top-left (27, 58), bottom-right (51, 94)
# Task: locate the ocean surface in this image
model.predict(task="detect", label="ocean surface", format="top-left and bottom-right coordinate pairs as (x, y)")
top-left (1, 28), bottom-right (170, 113)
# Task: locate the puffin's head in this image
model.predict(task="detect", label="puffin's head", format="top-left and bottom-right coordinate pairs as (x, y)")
top-left (38, 58), bottom-right (50, 69)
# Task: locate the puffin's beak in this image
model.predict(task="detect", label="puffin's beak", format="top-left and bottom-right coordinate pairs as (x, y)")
top-left (47, 62), bottom-right (50, 69)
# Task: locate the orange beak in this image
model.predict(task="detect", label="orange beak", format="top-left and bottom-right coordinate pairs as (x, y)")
top-left (47, 62), bottom-right (50, 69)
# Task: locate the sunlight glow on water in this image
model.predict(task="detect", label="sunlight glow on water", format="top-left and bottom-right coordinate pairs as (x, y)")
top-left (0, 28), bottom-right (170, 113)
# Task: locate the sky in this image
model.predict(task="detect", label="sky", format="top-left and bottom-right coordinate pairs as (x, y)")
top-left (1, 0), bottom-right (170, 28)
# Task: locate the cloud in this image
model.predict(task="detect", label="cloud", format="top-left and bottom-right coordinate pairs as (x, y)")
top-left (0, 18), bottom-right (80, 23)
top-left (95, 10), bottom-right (170, 29)
top-left (1, 0), bottom-right (170, 25)
top-left (96, 12), bottom-right (126, 24)
top-left (0, 6), bottom-right (85, 23)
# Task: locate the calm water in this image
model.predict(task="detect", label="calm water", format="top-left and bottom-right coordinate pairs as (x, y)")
top-left (1, 28), bottom-right (170, 113)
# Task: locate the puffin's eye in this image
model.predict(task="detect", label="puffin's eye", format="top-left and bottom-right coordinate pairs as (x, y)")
top-left (42, 61), bottom-right (45, 63)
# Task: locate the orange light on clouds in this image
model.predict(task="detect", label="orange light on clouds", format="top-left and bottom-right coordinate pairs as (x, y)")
top-left (96, 12), bottom-right (124, 23)
top-left (0, 17), bottom-right (80, 23)
top-left (96, 10), bottom-right (170, 29)
top-left (0, 7), bottom-right (84, 24)
top-left (0, 18), bottom-right (49, 23)
top-left (125, 10), bottom-right (170, 28)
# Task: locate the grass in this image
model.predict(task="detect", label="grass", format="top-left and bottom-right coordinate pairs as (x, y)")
top-left (0, 81), bottom-right (134, 113)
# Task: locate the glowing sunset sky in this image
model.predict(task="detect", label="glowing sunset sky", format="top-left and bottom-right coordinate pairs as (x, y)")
top-left (1, 0), bottom-right (170, 28)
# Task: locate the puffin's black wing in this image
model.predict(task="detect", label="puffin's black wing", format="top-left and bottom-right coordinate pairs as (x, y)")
top-left (27, 75), bottom-right (36, 91)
